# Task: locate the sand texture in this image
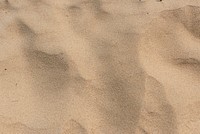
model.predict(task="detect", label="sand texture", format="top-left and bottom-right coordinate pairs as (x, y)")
top-left (0, 0), bottom-right (200, 133)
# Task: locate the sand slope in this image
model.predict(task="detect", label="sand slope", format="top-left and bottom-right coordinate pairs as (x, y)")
top-left (0, 0), bottom-right (200, 133)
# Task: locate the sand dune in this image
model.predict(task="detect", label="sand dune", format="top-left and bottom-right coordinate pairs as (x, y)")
top-left (0, 0), bottom-right (200, 133)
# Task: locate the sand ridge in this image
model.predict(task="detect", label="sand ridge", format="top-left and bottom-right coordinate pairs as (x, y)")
top-left (0, 0), bottom-right (200, 133)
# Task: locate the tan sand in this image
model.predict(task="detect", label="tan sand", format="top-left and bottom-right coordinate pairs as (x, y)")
top-left (0, 0), bottom-right (200, 133)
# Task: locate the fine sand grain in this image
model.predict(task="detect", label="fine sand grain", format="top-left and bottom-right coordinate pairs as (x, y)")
top-left (0, 0), bottom-right (200, 133)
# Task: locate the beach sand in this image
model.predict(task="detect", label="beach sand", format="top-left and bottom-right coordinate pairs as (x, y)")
top-left (0, 0), bottom-right (200, 133)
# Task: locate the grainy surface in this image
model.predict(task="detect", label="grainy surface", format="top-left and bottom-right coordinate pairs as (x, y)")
top-left (0, 0), bottom-right (200, 133)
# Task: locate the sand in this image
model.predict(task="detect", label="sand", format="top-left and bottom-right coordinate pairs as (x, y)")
top-left (0, 0), bottom-right (200, 133)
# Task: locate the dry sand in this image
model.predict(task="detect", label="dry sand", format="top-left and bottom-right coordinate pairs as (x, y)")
top-left (0, 0), bottom-right (200, 133)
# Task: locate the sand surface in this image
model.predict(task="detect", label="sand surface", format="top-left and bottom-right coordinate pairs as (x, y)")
top-left (0, 0), bottom-right (200, 133)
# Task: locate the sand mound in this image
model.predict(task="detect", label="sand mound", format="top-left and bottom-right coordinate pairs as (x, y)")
top-left (139, 5), bottom-right (200, 133)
